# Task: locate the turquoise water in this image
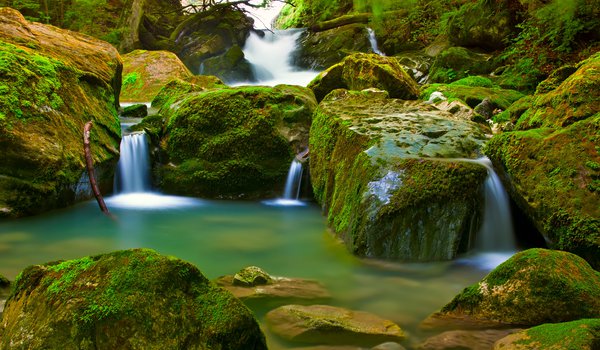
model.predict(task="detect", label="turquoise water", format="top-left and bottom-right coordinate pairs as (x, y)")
top-left (0, 195), bottom-right (492, 348)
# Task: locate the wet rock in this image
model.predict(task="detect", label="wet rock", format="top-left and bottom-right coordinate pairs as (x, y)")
top-left (0, 249), bottom-right (267, 349)
top-left (121, 104), bottom-right (148, 119)
top-left (308, 53), bottom-right (419, 101)
top-left (233, 266), bottom-right (273, 286)
top-left (474, 98), bottom-right (494, 120)
top-left (201, 45), bottom-right (255, 83)
top-left (310, 89), bottom-right (489, 261)
top-left (0, 8), bottom-right (121, 218)
top-left (266, 304), bottom-right (406, 347)
top-left (492, 319), bottom-right (600, 350)
top-left (156, 85), bottom-right (317, 199)
top-left (427, 249), bottom-right (600, 328)
top-left (417, 329), bottom-right (520, 350)
top-left (485, 53), bottom-right (600, 269)
top-left (121, 49), bottom-right (192, 102)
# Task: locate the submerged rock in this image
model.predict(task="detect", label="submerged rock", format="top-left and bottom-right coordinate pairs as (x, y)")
top-left (485, 53), bottom-right (600, 269)
top-left (310, 89), bottom-right (489, 261)
top-left (492, 319), bottom-right (600, 350)
top-left (266, 304), bottom-right (406, 347)
top-left (417, 329), bottom-right (520, 350)
top-left (427, 249), bottom-right (600, 328)
top-left (308, 53), bottom-right (419, 101)
top-left (0, 8), bottom-right (121, 218)
top-left (157, 85), bottom-right (317, 199)
top-left (0, 249), bottom-right (267, 349)
top-left (120, 49), bottom-right (192, 102)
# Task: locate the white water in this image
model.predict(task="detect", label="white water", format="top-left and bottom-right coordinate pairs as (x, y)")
top-left (116, 132), bottom-right (151, 193)
top-left (237, 30), bottom-right (319, 87)
top-left (263, 159), bottom-right (305, 207)
top-left (367, 27), bottom-right (384, 56)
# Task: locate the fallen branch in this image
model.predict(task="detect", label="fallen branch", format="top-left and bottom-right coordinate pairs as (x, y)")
top-left (83, 121), bottom-right (110, 215)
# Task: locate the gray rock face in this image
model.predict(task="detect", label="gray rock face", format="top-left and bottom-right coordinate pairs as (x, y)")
top-left (310, 89), bottom-right (490, 261)
top-left (0, 249), bottom-right (267, 350)
top-left (266, 304), bottom-right (406, 347)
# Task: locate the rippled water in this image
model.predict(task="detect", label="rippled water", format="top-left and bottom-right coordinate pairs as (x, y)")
top-left (0, 196), bottom-right (498, 348)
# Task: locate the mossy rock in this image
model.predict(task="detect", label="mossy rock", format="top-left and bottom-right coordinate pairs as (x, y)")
top-left (151, 76), bottom-right (227, 116)
top-left (428, 47), bottom-right (495, 84)
top-left (0, 274), bottom-right (8, 288)
top-left (309, 89), bottom-right (489, 261)
top-left (493, 318), bottom-right (600, 350)
top-left (121, 104), bottom-right (148, 119)
top-left (171, 4), bottom-right (254, 72)
top-left (308, 53), bottom-right (419, 102)
top-left (0, 9), bottom-right (121, 218)
top-left (293, 23), bottom-right (373, 70)
top-left (0, 249), bottom-right (267, 349)
top-left (485, 53), bottom-right (600, 269)
top-left (121, 50), bottom-right (192, 103)
top-left (435, 249), bottom-right (600, 327)
top-left (201, 45), bottom-right (255, 83)
top-left (158, 85), bottom-right (317, 199)
top-left (232, 266), bottom-right (273, 287)
top-left (446, 1), bottom-right (521, 51)
top-left (421, 76), bottom-right (525, 111)
top-left (275, 0), bottom-right (354, 29)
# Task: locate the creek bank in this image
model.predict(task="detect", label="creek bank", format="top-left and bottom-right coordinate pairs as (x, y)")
top-left (0, 8), bottom-right (121, 218)
top-left (0, 249), bottom-right (267, 349)
top-left (309, 89), bottom-right (489, 261)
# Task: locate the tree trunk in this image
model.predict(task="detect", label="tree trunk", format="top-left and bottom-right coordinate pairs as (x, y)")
top-left (83, 121), bottom-right (110, 215)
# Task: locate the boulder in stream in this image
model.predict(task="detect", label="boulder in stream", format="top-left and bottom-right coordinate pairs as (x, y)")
top-left (0, 249), bottom-right (267, 349)
top-left (309, 89), bottom-right (489, 261)
top-left (266, 304), bottom-right (406, 347)
top-left (157, 85), bottom-right (317, 199)
top-left (485, 52), bottom-right (600, 269)
top-left (121, 49), bottom-right (193, 103)
top-left (425, 248), bottom-right (600, 328)
top-left (308, 53), bottom-right (419, 101)
top-left (0, 8), bottom-right (121, 218)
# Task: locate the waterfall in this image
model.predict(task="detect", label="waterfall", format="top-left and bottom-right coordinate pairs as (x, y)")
top-left (367, 28), bottom-right (384, 56)
top-left (239, 29), bottom-right (318, 86)
top-left (476, 157), bottom-right (516, 252)
top-left (115, 132), bottom-right (151, 193)
top-left (283, 159), bottom-right (303, 200)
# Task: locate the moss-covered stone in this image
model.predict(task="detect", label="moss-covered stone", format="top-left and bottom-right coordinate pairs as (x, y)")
top-left (428, 47), bottom-right (496, 84)
top-left (121, 50), bottom-right (192, 102)
top-left (157, 85), bottom-right (317, 199)
top-left (310, 89), bottom-right (489, 261)
top-left (232, 266), bottom-right (273, 287)
top-left (151, 76), bottom-right (227, 116)
top-left (485, 53), bottom-right (600, 269)
top-left (421, 76), bottom-right (525, 111)
top-left (308, 53), bottom-right (419, 102)
top-left (121, 104), bottom-right (148, 119)
top-left (0, 8), bottom-right (121, 218)
top-left (0, 274), bottom-right (8, 288)
top-left (493, 318), bottom-right (600, 350)
top-left (201, 45), bottom-right (255, 83)
top-left (293, 24), bottom-right (373, 70)
top-left (171, 4), bottom-right (254, 73)
top-left (275, 0), bottom-right (354, 28)
top-left (436, 249), bottom-right (600, 327)
top-left (0, 249), bottom-right (267, 349)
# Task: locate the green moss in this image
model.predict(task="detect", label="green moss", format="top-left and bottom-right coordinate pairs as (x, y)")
top-left (429, 47), bottom-right (495, 84)
top-left (122, 72), bottom-right (141, 89)
top-left (514, 319), bottom-right (600, 349)
top-left (421, 82), bottom-right (524, 110)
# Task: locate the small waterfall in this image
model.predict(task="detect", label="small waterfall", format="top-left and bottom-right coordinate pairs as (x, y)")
top-left (115, 132), bottom-right (151, 193)
top-left (476, 157), bottom-right (516, 252)
top-left (367, 28), bottom-right (384, 56)
top-left (283, 159), bottom-right (303, 200)
top-left (240, 29), bottom-right (318, 86)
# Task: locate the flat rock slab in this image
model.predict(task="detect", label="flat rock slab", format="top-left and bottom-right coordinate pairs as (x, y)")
top-left (216, 275), bottom-right (330, 306)
top-left (417, 329), bottom-right (521, 350)
top-left (266, 304), bottom-right (406, 347)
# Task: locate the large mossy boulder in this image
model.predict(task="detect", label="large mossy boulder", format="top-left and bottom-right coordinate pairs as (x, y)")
top-left (0, 249), bottom-right (267, 349)
top-left (485, 53), bottom-right (600, 269)
top-left (121, 49), bottom-right (192, 102)
top-left (293, 24), bottom-right (373, 70)
top-left (310, 89), bottom-right (490, 261)
top-left (157, 85), bottom-right (317, 198)
top-left (171, 4), bottom-right (253, 73)
top-left (151, 76), bottom-right (227, 115)
top-left (308, 53), bottom-right (419, 102)
top-left (427, 47), bottom-right (495, 84)
top-left (493, 318), bottom-right (600, 350)
top-left (0, 8), bottom-right (121, 218)
top-left (431, 249), bottom-right (600, 327)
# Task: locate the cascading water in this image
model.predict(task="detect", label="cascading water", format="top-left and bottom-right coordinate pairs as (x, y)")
top-left (367, 28), bottom-right (384, 56)
top-left (238, 29), bottom-right (318, 86)
top-left (283, 159), bottom-right (303, 200)
top-left (115, 132), bottom-right (151, 193)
